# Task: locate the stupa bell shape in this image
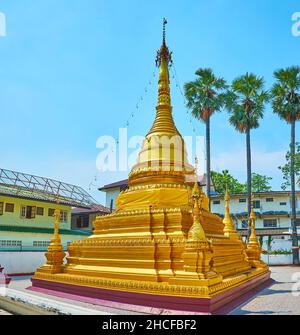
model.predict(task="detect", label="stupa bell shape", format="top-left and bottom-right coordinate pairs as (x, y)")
top-left (31, 20), bottom-right (270, 313)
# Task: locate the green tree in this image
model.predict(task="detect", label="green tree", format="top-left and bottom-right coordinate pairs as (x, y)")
top-left (184, 68), bottom-right (227, 209)
top-left (250, 173), bottom-right (272, 192)
top-left (279, 143), bottom-right (300, 190)
top-left (225, 73), bottom-right (269, 230)
top-left (211, 170), bottom-right (245, 195)
top-left (271, 66), bottom-right (300, 265)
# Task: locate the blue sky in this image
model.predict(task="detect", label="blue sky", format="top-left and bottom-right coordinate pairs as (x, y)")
top-left (0, 0), bottom-right (299, 204)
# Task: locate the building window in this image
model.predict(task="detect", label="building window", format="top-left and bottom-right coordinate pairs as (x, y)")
top-left (266, 198), bottom-right (273, 202)
top-left (48, 208), bottom-right (55, 217)
top-left (0, 202), bottom-right (3, 215)
top-left (241, 220), bottom-right (248, 229)
top-left (36, 207), bottom-right (44, 216)
top-left (296, 219), bottom-right (300, 227)
top-left (60, 210), bottom-right (68, 222)
top-left (0, 240), bottom-right (22, 247)
top-left (5, 203), bottom-right (14, 213)
top-left (20, 206), bottom-right (36, 219)
top-left (213, 200), bottom-right (220, 205)
top-left (280, 202), bottom-right (287, 206)
top-left (239, 198), bottom-right (246, 203)
top-left (33, 241), bottom-right (50, 247)
top-left (76, 215), bottom-right (89, 228)
top-left (253, 200), bottom-right (261, 209)
top-left (48, 209), bottom-right (67, 221)
top-left (110, 199), bottom-right (113, 212)
top-left (263, 219), bottom-right (277, 228)
top-left (20, 206), bottom-right (26, 218)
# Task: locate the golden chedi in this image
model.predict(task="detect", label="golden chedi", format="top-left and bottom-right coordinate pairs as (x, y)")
top-left (31, 19), bottom-right (270, 313)
top-left (246, 195), bottom-right (267, 269)
top-left (38, 208), bottom-right (66, 274)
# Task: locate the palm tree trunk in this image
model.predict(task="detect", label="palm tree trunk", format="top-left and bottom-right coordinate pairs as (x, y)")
top-left (206, 116), bottom-right (211, 210)
top-left (246, 128), bottom-right (252, 241)
top-left (290, 120), bottom-right (299, 265)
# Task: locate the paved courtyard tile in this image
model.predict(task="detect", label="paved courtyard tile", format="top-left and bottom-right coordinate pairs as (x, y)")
top-left (231, 266), bottom-right (300, 315)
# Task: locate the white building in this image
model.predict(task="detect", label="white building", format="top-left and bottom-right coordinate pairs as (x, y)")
top-left (211, 191), bottom-right (300, 250)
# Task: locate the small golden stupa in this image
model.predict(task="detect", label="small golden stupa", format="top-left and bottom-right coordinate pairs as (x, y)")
top-left (31, 19), bottom-right (270, 313)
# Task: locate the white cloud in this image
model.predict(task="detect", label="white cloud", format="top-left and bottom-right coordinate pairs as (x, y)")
top-left (0, 12), bottom-right (6, 37)
top-left (211, 149), bottom-right (286, 189)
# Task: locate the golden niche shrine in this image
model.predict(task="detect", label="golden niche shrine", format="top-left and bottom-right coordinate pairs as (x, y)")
top-left (31, 20), bottom-right (270, 313)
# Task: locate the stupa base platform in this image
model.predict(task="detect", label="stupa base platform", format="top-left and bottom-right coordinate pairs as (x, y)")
top-left (30, 269), bottom-right (271, 314)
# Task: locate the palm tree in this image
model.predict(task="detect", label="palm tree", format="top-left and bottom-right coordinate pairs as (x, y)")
top-left (184, 68), bottom-right (227, 209)
top-left (271, 66), bottom-right (300, 265)
top-left (225, 73), bottom-right (269, 238)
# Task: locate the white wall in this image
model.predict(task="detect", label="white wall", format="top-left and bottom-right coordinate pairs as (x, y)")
top-left (0, 251), bottom-right (71, 275)
top-left (105, 187), bottom-right (122, 209)
top-left (211, 193), bottom-right (299, 218)
top-left (261, 253), bottom-right (293, 265)
top-left (0, 251), bottom-right (46, 275)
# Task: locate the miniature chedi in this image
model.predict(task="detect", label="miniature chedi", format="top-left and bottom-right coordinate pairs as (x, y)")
top-left (31, 19), bottom-right (270, 313)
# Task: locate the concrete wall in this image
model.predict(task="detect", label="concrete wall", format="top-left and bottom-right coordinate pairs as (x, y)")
top-left (0, 251), bottom-right (46, 275)
top-left (261, 254), bottom-right (293, 265)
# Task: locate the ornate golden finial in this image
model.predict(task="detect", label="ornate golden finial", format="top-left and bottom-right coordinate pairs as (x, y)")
top-left (162, 17), bottom-right (167, 44)
top-left (194, 156), bottom-right (198, 175)
top-left (188, 155), bottom-right (206, 240)
top-left (223, 188), bottom-right (239, 239)
top-left (192, 181), bottom-right (200, 199)
top-left (225, 187), bottom-right (229, 207)
top-left (51, 199), bottom-right (62, 245)
top-left (53, 208), bottom-right (60, 240)
top-left (246, 193), bottom-right (266, 268)
top-left (188, 194), bottom-right (206, 241)
top-left (156, 18), bottom-right (172, 67)
top-left (250, 193), bottom-right (256, 222)
top-left (249, 193), bottom-right (257, 242)
top-left (147, 18), bottom-right (177, 136)
top-left (43, 200), bottom-right (66, 274)
top-left (192, 157), bottom-right (200, 199)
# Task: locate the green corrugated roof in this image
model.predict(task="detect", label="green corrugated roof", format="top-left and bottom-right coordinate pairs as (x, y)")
top-left (0, 225), bottom-right (91, 236)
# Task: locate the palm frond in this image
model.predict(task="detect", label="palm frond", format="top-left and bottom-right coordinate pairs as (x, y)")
top-left (184, 68), bottom-right (227, 122)
top-left (224, 73), bottom-right (268, 131)
top-left (271, 66), bottom-right (300, 123)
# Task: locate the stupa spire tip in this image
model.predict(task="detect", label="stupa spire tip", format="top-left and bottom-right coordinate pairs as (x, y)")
top-left (156, 18), bottom-right (172, 67)
top-left (162, 17), bottom-right (167, 44)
